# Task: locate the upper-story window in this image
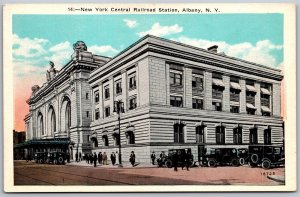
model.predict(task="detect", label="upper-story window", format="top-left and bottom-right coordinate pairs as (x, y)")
top-left (115, 80), bottom-right (122, 95)
top-left (192, 76), bottom-right (203, 90)
top-left (86, 93), bottom-right (89, 100)
top-left (170, 72), bottom-right (182, 86)
top-left (105, 106), bottom-right (110, 117)
top-left (212, 101), bottom-right (222, 111)
top-left (104, 85), bottom-right (110, 99)
top-left (170, 96), bottom-right (183, 107)
top-left (129, 96), bottom-right (137, 110)
top-left (129, 73), bottom-right (137, 90)
top-left (95, 109), bottom-right (99, 120)
top-left (212, 73), bottom-right (224, 102)
top-left (94, 91), bottom-right (99, 103)
top-left (193, 98), bottom-right (203, 109)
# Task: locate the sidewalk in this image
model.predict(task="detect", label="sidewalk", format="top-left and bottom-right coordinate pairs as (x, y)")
top-left (267, 175), bottom-right (285, 184)
top-left (66, 160), bottom-right (157, 169)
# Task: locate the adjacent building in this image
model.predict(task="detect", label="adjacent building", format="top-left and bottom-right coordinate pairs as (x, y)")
top-left (24, 35), bottom-right (284, 163)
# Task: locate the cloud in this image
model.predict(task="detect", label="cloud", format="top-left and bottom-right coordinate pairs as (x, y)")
top-left (123, 19), bottom-right (138, 28)
top-left (138, 22), bottom-right (183, 37)
top-left (172, 36), bottom-right (283, 68)
top-left (45, 41), bottom-right (73, 69)
top-left (89, 45), bottom-right (119, 57)
top-left (13, 34), bottom-right (49, 58)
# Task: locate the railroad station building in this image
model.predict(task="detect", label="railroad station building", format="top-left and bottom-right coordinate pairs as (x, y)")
top-left (24, 35), bottom-right (284, 163)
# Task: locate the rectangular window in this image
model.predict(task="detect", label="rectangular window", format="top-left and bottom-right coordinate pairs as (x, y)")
top-left (86, 111), bottom-right (89, 117)
top-left (212, 87), bottom-right (223, 100)
top-left (230, 106), bottom-right (239, 113)
top-left (104, 85), bottom-right (110, 99)
top-left (261, 94), bottom-right (270, 107)
top-left (170, 96), bottom-right (183, 107)
top-left (129, 96), bottom-right (137, 110)
top-left (94, 91), bottom-right (99, 103)
top-left (129, 74), bottom-right (137, 90)
top-left (170, 72), bottom-right (182, 86)
top-left (86, 93), bottom-right (89, 100)
top-left (115, 80), bottom-right (122, 95)
top-left (105, 106), bottom-right (110, 117)
top-left (95, 109), bottom-right (99, 120)
top-left (212, 101), bottom-right (222, 111)
top-left (192, 98), bottom-right (203, 109)
top-left (174, 124), bottom-right (184, 143)
top-left (192, 76), bottom-right (204, 90)
top-left (230, 90), bottom-right (240, 102)
top-left (247, 109), bottom-right (256, 115)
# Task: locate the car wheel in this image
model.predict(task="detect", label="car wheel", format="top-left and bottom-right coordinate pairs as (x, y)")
top-left (231, 158), bottom-right (239, 167)
top-left (262, 159), bottom-right (272, 169)
top-left (208, 160), bottom-right (216, 167)
top-left (250, 154), bottom-right (259, 164)
top-left (39, 159), bottom-right (44, 164)
top-left (58, 157), bottom-right (64, 165)
top-left (239, 158), bottom-right (245, 165)
top-left (165, 159), bottom-right (173, 168)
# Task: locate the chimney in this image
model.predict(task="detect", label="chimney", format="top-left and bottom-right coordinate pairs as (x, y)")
top-left (207, 45), bottom-right (218, 53)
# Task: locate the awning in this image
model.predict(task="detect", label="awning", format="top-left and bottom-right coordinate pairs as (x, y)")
top-left (246, 103), bottom-right (257, 109)
top-left (230, 82), bottom-right (241, 90)
top-left (261, 88), bottom-right (271, 95)
top-left (261, 106), bottom-right (271, 113)
top-left (14, 138), bottom-right (70, 148)
top-left (212, 79), bottom-right (225, 87)
top-left (246, 85), bottom-right (256, 92)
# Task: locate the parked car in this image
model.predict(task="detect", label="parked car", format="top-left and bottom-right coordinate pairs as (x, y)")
top-left (163, 148), bottom-right (194, 168)
top-left (248, 145), bottom-right (285, 169)
top-left (237, 148), bottom-right (249, 165)
top-left (204, 148), bottom-right (240, 167)
top-left (47, 151), bottom-right (66, 165)
top-left (34, 152), bottom-right (48, 164)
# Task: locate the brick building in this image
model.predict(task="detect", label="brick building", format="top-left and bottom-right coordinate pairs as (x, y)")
top-left (25, 35), bottom-right (284, 163)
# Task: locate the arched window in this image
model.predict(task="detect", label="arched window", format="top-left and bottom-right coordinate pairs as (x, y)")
top-left (249, 128), bottom-right (258, 144)
top-left (48, 106), bottom-right (56, 135)
top-left (37, 113), bottom-right (44, 136)
top-left (196, 126), bottom-right (205, 143)
top-left (51, 110), bottom-right (56, 134)
top-left (61, 96), bottom-right (71, 134)
top-left (65, 102), bottom-right (71, 132)
top-left (102, 135), bottom-right (109, 146)
top-left (216, 126), bottom-right (225, 144)
top-left (126, 131), bottom-right (135, 144)
top-left (174, 123), bottom-right (184, 143)
top-left (113, 133), bottom-right (120, 146)
top-left (91, 137), bottom-right (98, 148)
top-left (264, 129), bottom-right (271, 145)
top-left (233, 127), bottom-right (243, 145)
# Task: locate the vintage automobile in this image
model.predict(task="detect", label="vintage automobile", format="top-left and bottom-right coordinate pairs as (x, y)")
top-left (204, 148), bottom-right (240, 167)
top-left (47, 151), bottom-right (66, 165)
top-left (34, 152), bottom-right (48, 164)
top-left (248, 145), bottom-right (285, 169)
top-left (237, 148), bottom-right (249, 165)
top-left (161, 148), bottom-right (194, 168)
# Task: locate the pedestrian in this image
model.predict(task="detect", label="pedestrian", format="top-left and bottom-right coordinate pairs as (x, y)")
top-left (102, 152), bottom-right (108, 165)
top-left (129, 151), bottom-right (136, 167)
top-left (93, 152), bottom-right (97, 167)
top-left (110, 152), bottom-right (116, 165)
top-left (184, 151), bottom-right (192, 171)
top-left (89, 154), bottom-right (93, 165)
top-left (98, 152), bottom-right (102, 164)
top-left (151, 151), bottom-right (156, 165)
top-left (79, 152), bottom-right (82, 161)
top-left (86, 153), bottom-right (89, 164)
top-left (67, 152), bottom-right (70, 163)
top-left (172, 150), bottom-right (179, 171)
top-left (115, 151), bottom-right (119, 165)
top-left (75, 152), bottom-right (78, 162)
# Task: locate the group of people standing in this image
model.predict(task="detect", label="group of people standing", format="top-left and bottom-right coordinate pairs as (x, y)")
top-left (82, 151), bottom-right (119, 167)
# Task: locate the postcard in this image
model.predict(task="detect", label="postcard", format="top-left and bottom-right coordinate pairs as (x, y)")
top-left (3, 3), bottom-right (296, 192)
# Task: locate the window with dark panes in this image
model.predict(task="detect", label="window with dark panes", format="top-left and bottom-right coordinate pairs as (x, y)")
top-left (127, 131), bottom-right (135, 144)
top-left (103, 135), bottom-right (109, 146)
top-left (170, 72), bottom-right (182, 85)
top-left (94, 91), bottom-right (99, 103)
top-left (230, 106), bottom-right (239, 113)
top-left (104, 85), bottom-right (110, 99)
top-left (193, 98), bottom-right (203, 109)
top-left (170, 96), bottom-right (183, 107)
top-left (105, 106), bottom-right (110, 117)
top-left (115, 80), bottom-right (122, 94)
top-left (95, 109), bottom-right (99, 120)
top-left (174, 124), bottom-right (184, 143)
top-left (196, 126), bottom-right (205, 143)
top-left (129, 75), bottom-right (136, 90)
top-left (129, 96), bottom-right (137, 110)
top-left (192, 76), bottom-right (203, 90)
top-left (212, 101), bottom-right (222, 111)
top-left (86, 111), bottom-right (89, 118)
top-left (249, 128), bottom-right (258, 144)
top-left (216, 126), bottom-right (225, 144)
top-left (264, 129), bottom-right (272, 145)
top-left (233, 127), bottom-right (243, 145)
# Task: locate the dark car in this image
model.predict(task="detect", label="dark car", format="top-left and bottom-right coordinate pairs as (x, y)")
top-left (237, 148), bottom-right (249, 165)
top-left (204, 148), bottom-right (240, 167)
top-left (163, 148), bottom-right (194, 168)
top-left (47, 152), bottom-right (66, 165)
top-left (248, 145), bottom-right (284, 169)
top-left (34, 152), bottom-right (48, 164)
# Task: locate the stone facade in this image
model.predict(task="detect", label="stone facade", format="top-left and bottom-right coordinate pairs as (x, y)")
top-left (25, 35), bottom-right (284, 164)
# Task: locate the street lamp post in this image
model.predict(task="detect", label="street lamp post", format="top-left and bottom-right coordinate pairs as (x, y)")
top-left (114, 101), bottom-right (124, 168)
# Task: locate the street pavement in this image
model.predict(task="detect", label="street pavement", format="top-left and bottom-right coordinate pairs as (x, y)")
top-left (14, 160), bottom-right (285, 186)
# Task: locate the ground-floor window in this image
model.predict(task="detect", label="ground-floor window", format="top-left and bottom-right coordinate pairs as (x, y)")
top-left (91, 137), bottom-right (98, 148)
top-left (102, 135), bottom-right (109, 146)
top-left (233, 127), bottom-right (243, 144)
top-left (249, 128), bottom-right (258, 144)
top-left (264, 129), bottom-right (272, 145)
top-left (174, 123), bottom-right (184, 143)
top-left (196, 126), bottom-right (205, 143)
top-left (113, 133), bottom-right (120, 146)
top-left (216, 126), bottom-right (225, 144)
top-left (126, 131), bottom-right (135, 144)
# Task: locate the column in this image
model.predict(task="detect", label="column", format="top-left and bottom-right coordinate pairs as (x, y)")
top-left (239, 78), bottom-right (246, 113)
top-left (272, 82), bottom-right (281, 117)
top-left (166, 63), bottom-right (170, 105)
top-left (184, 67), bottom-right (192, 108)
top-left (121, 71), bottom-right (128, 110)
top-left (204, 71), bottom-right (212, 110)
top-left (222, 75), bottom-right (230, 112)
top-left (99, 83), bottom-right (103, 119)
top-left (109, 77), bottom-right (114, 114)
top-left (255, 82), bottom-right (261, 115)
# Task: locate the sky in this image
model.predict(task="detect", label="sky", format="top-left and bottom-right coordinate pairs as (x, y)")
top-left (12, 14), bottom-right (284, 131)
